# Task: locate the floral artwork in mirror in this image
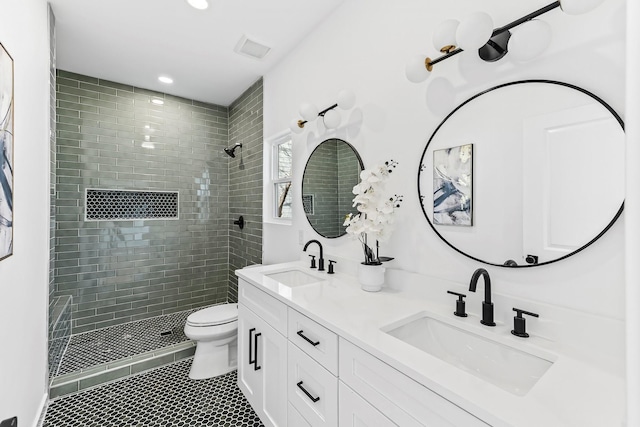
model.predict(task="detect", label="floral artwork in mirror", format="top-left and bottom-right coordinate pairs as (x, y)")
top-left (433, 144), bottom-right (473, 226)
top-left (0, 43), bottom-right (13, 261)
top-left (302, 139), bottom-right (363, 238)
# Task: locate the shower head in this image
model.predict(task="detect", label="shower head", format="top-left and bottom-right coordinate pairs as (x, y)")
top-left (224, 143), bottom-right (242, 158)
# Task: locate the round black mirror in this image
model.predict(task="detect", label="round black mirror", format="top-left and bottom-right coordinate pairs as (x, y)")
top-left (302, 139), bottom-right (364, 238)
top-left (418, 80), bottom-right (624, 267)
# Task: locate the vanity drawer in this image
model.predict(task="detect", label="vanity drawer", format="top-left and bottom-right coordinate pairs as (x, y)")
top-left (288, 403), bottom-right (312, 427)
top-left (239, 278), bottom-right (288, 336)
top-left (288, 308), bottom-right (339, 375)
top-left (288, 342), bottom-right (338, 427)
top-left (339, 381), bottom-right (396, 427)
top-left (339, 339), bottom-right (489, 427)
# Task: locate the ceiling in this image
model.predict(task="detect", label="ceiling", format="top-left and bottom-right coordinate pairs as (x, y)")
top-left (49, 0), bottom-right (346, 106)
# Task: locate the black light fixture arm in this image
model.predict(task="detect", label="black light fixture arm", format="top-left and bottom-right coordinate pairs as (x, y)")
top-left (427, 1), bottom-right (561, 70)
top-left (494, 1), bottom-right (560, 36)
top-left (297, 103), bottom-right (339, 129)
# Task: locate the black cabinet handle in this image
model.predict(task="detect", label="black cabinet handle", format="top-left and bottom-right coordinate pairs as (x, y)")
top-left (296, 381), bottom-right (320, 403)
top-left (296, 330), bottom-right (320, 347)
top-left (248, 328), bottom-right (256, 366)
top-left (253, 332), bottom-right (262, 371)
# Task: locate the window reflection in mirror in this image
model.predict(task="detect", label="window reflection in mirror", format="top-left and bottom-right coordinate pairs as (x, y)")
top-left (302, 139), bottom-right (363, 238)
top-left (274, 139), bottom-right (292, 219)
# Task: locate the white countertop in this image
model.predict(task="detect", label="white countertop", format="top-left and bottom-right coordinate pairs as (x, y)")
top-left (236, 261), bottom-right (625, 427)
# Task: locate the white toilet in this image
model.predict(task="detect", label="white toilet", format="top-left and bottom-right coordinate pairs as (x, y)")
top-left (184, 303), bottom-right (238, 380)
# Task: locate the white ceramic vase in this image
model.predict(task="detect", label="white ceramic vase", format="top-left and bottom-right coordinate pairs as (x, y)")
top-left (357, 263), bottom-right (386, 292)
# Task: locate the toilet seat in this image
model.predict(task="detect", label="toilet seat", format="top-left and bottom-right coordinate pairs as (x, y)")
top-left (186, 303), bottom-right (238, 327)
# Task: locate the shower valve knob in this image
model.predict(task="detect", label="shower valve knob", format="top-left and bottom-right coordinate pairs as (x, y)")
top-left (233, 216), bottom-right (244, 229)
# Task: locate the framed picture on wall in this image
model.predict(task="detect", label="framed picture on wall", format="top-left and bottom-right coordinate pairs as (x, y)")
top-left (0, 42), bottom-right (13, 261)
top-left (433, 143), bottom-right (473, 226)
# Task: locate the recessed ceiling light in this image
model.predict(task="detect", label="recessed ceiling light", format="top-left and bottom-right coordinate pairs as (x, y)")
top-left (158, 76), bottom-right (173, 84)
top-left (151, 99), bottom-right (164, 105)
top-left (187, 0), bottom-right (208, 10)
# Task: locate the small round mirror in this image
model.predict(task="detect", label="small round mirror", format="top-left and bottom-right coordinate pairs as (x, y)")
top-left (302, 139), bottom-right (364, 238)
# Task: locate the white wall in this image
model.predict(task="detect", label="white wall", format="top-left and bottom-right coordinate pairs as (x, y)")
top-left (0, 0), bottom-right (51, 424)
top-left (263, 0), bottom-right (627, 319)
top-left (626, 0), bottom-right (640, 424)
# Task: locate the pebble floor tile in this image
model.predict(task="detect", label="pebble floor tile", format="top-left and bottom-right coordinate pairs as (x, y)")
top-left (44, 359), bottom-right (264, 427)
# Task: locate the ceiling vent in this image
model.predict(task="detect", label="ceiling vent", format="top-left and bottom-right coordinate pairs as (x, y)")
top-left (234, 35), bottom-right (271, 60)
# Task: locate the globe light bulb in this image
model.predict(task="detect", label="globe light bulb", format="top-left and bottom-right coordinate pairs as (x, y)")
top-left (508, 20), bottom-right (552, 62)
top-left (299, 103), bottom-right (319, 122)
top-left (456, 12), bottom-right (494, 51)
top-left (289, 118), bottom-right (304, 134)
top-left (323, 109), bottom-right (342, 129)
top-left (433, 19), bottom-right (460, 52)
top-left (337, 89), bottom-right (356, 110)
top-left (559, 0), bottom-right (605, 15)
top-left (405, 55), bottom-right (431, 83)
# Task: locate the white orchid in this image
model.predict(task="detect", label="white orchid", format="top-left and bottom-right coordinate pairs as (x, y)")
top-left (344, 160), bottom-right (402, 264)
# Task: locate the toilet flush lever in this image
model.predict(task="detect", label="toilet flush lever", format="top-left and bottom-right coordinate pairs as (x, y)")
top-left (511, 308), bottom-right (539, 338)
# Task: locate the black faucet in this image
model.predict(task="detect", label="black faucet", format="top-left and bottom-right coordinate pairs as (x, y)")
top-left (468, 268), bottom-right (495, 326)
top-left (303, 240), bottom-right (325, 271)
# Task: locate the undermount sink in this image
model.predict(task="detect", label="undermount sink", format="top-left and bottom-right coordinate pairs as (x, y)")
top-left (382, 313), bottom-right (554, 396)
top-left (265, 269), bottom-right (324, 288)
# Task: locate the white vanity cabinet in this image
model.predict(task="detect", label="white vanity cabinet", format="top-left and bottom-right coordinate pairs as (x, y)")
top-left (339, 339), bottom-right (489, 427)
top-left (288, 342), bottom-right (338, 426)
top-left (338, 382), bottom-right (396, 427)
top-left (237, 275), bottom-right (490, 427)
top-left (238, 280), bottom-right (288, 427)
top-left (287, 307), bottom-right (339, 426)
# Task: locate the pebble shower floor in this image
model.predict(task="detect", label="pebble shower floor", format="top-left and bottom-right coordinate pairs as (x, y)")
top-left (44, 359), bottom-right (263, 427)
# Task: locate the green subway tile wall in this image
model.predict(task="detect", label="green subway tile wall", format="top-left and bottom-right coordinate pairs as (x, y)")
top-left (228, 79), bottom-right (263, 302)
top-left (337, 140), bottom-right (361, 228)
top-left (54, 70), bottom-right (263, 333)
top-left (303, 141), bottom-right (340, 237)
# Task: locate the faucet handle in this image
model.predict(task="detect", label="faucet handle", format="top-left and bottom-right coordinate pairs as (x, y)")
top-left (447, 291), bottom-right (468, 318)
top-left (511, 308), bottom-right (539, 338)
top-left (308, 255), bottom-right (317, 269)
top-left (327, 260), bottom-right (336, 274)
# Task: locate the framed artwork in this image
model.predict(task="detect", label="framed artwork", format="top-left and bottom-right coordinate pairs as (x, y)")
top-left (0, 43), bottom-right (13, 260)
top-left (433, 143), bottom-right (473, 226)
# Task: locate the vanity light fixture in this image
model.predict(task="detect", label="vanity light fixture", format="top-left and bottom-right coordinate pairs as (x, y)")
top-left (406, 0), bottom-right (606, 83)
top-left (290, 89), bottom-right (356, 134)
top-left (187, 0), bottom-right (209, 10)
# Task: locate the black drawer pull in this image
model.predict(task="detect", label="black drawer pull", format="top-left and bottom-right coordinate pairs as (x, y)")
top-left (254, 332), bottom-right (262, 371)
top-left (296, 381), bottom-right (320, 403)
top-left (248, 328), bottom-right (256, 366)
top-left (297, 330), bottom-right (320, 347)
